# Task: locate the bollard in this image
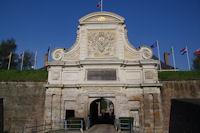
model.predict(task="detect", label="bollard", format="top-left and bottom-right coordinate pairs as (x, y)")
top-left (43, 120), bottom-right (46, 133)
top-left (134, 121), bottom-right (137, 133)
top-left (23, 121), bottom-right (27, 133)
top-left (35, 120), bottom-right (37, 133)
top-left (80, 120), bottom-right (83, 133)
top-left (64, 120), bottom-right (67, 130)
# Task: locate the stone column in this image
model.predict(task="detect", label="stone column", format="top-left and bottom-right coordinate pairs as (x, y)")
top-left (153, 93), bottom-right (163, 133)
top-left (143, 87), bottom-right (163, 133)
top-left (44, 88), bottom-right (62, 129)
top-left (143, 93), bottom-right (154, 133)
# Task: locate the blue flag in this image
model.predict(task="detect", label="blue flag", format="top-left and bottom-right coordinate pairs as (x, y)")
top-left (150, 42), bottom-right (157, 48)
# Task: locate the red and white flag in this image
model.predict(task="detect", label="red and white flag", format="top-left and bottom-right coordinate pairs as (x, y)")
top-left (194, 49), bottom-right (200, 55)
top-left (97, 0), bottom-right (101, 8)
top-left (180, 47), bottom-right (187, 55)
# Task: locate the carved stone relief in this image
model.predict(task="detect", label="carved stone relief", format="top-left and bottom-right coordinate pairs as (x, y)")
top-left (51, 71), bottom-right (60, 80)
top-left (145, 71), bottom-right (154, 79)
top-left (124, 47), bottom-right (140, 59)
top-left (52, 48), bottom-right (80, 61)
top-left (88, 30), bottom-right (116, 57)
top-left (142, 49), bottom-right (152, 59)
top-left (62, 48), bottom-right (80, 61)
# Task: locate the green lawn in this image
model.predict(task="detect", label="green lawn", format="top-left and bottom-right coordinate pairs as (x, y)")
top-left (0, 70), bottom-right (48, 81)
top-left (158, 71), bottom-right (200, 80)
top-left (0, 70), bottom-right (199, 81)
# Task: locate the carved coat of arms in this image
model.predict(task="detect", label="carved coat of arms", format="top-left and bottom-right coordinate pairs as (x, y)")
top-left (88, 31), bottom-right (115, 57)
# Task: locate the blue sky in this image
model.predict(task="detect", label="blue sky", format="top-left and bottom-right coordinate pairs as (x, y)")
top-left (0, 0), bottom-right (200, 70)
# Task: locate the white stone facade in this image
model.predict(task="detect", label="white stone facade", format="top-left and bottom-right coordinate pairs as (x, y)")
top-left (44, 12), bottom-right (163, 133)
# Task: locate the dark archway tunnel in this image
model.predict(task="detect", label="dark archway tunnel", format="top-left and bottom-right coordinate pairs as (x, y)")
top-left (169, 99), bottom-right (200, 133)
top-left (90, 98), bottom-right (114, 125)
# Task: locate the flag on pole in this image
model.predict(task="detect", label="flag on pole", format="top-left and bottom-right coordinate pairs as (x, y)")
top-left (150, 42), bottom-right (157, 49)
top-left (47, 46), bottom-right (50, 62)
top-left (8, 53), bottom-right (11, 59)
top-left (151, 40), bottom-right (161, 70)
top-left (7, 52), bottom-right (12, 70)
top-left (34, 51), bottom-right (37, 69)
top-left (97, 0), bottom-right (101, 8)
top-left (194, 49), bottom-right (200, 55)
top-left (171, 46), bottom-right (176, 70)
top-left (20, 52), bottom-right (24, 70)
top-left (180, 46), bottom-right (191, 70)
top-left (180, 47), bottom-right (187, 55)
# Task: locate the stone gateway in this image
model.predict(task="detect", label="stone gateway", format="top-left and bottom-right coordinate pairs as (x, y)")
top-left (44, 11), bottom-right (163, 133)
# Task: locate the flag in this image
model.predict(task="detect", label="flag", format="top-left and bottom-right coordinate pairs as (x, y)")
top-left (34, 51), bottom-right (37, 69)
top-left (47, 46), bottom-right (50, 54)
top-left (20, 52), bottom-right (24, 70)
top-left (194, 49), bottom-right (200, 55)
top-left (8, 53), bottom-right (11, 59)
top-left (97, 0), bottom-right (101, 8)
top-left (180, 47), bottom-right (187, 55)
top-left (7, 52), bottom-right (12, 70)
top-left (168, 47), bottom-right (173, 55)
top-left (150, 42), bottom-right (157, 49)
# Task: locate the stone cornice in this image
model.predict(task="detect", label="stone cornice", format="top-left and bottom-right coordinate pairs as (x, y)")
top-left (48, 59), bottom-right (158, 67)
top-left (46, 83), bottom-right (162, 88)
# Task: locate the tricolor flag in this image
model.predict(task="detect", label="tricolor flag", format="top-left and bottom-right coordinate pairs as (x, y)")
top-left (7, 52), bottom-right (12, 70)
top-left (8, 53), bottom-right (12, 59)
top-left (194, 49), bottom-right (200, 55)
top-left (97, 0), bottom-right (101, 8)
top-left (180, 47), bottom-right (187, 55)
top-left (168, 48), bottom-right (173, 55)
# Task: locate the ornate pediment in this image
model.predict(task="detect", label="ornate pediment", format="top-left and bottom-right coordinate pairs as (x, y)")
top-left (51, 11), bottom-right (154, 62)
top-left (52, 47), bottom-right (80, 61)
top-left (79, 11), bottom-right (124, 24)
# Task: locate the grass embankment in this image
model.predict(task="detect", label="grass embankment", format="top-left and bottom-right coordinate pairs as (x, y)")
top-left (0, 70), bottom-right (48, 81)
top-left (158, 71), bottom-right (200, 80)
top-left (0, 70), bottom-right (200, 81)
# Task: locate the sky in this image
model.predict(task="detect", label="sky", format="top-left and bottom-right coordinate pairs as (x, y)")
top-left (0, 0), bottom-right (200, 70)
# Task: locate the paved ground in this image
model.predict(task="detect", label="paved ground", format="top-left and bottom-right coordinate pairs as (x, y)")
top-left (48, 124), bottom-right (131, 133)
top-left (85, 124), bottom-right (117, 133)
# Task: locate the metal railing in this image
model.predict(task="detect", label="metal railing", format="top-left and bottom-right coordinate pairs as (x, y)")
top-left (132, 121), bottom-right (146, 133)
top-left (24, 119), bottom-right (84, 133)
top-left (64, 119), bottom-right (83, 132)
top-left (118, 118), bottom-right (133, 132)
top-left (116, 118), bottom-right (145, 133)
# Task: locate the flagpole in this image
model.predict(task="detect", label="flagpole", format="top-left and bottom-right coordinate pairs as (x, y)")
top-left (8, 52), bottom-right (12, 70)
top-left (21, 51), bottom-right (24, 71)
top-left (186, 46), bottom-right (191, 71)
top-left (101, 0), bottom-right (103, 12)
top-left (171, 46), bottom-right (176, 70)
top-left (34, 51), bottom-right (37, 69)
top-left (157, 40), bottom-right (162, 70)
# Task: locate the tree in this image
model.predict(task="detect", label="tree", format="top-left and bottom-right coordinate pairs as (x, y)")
top-left (22, 50), bottom-right (34, 70)
top-left (0, 38), bottom-right (35, 70)
top-left (193, 55), bottom-right (200, 70)
top-left (0, 38), bottom-right (18, 69)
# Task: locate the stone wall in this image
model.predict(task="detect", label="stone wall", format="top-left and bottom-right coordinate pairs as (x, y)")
top-left (0, 81), bottom-right (46, 133)
top-left (160, 80), bottom-right (200, 133)
top-left (1, 80), bottom-right (200, 133)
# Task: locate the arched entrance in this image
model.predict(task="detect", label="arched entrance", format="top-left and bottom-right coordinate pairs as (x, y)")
top-left (90, 98), bottom-right (114, 125)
